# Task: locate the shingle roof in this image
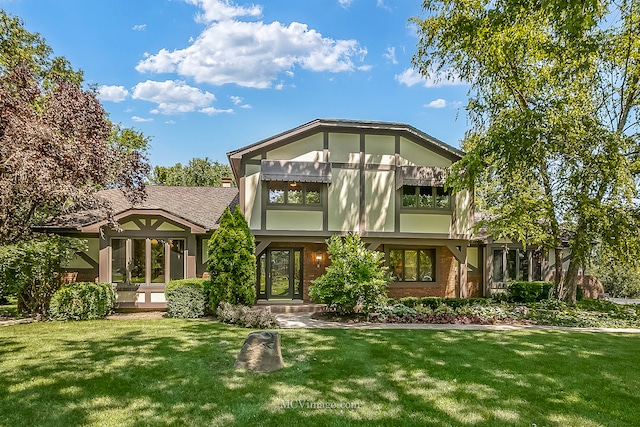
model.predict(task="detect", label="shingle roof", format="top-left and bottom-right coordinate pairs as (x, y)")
top-left (42, 186), bottom-right (239, 232)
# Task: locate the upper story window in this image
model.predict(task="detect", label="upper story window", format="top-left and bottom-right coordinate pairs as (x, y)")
top-left (268, 181), bottom-right (321, 205)
top-left (402, 186), bottom-right (450, 209)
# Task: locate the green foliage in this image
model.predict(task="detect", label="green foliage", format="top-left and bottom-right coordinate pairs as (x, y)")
top-left (165, 279), bottom-right (210, 318)
top-left (0, 235), bottom-right (87, 316)
top-left (399, 296), bottom-right (493, 309)
top-left (49, 282), bottom-right (115, 321)
top-left (592, 261), bottom-right (640, 299)
top-left (208, 207), bottom-right (256, 310)
top-left (412, 0), bottom-right (640, 304)
top-left (149, 157), bottom-right (234, 187)
top-left (216, 302), bottom-right (279, 329)
top-left (507, 282), bottom-right (553, 303)
top-left (309, 233), bottom-right (389, 314)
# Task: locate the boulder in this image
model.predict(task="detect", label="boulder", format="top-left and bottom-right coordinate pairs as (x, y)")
top-left (234, 331), bottom-right (284, 372)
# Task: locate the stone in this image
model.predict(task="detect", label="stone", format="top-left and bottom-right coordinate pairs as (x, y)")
top-left (234, 331), bottom-right (284, 372)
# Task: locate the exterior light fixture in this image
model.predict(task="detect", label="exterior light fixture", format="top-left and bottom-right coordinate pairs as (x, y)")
top-left (315, 250), bottom-right (323, 268)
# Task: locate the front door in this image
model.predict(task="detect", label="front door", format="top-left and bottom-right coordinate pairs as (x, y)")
top-left (258, 248), bottom-right (303, 300)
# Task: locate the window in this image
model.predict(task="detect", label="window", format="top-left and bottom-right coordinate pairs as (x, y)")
top-left (389, 249), bottom-right (436, 282)
top-left (492, 248), bottom-right (543, 283)
top-left (268, 181), bottom-right (321, 205)
top-left (402, 186), bottom-right (449, 209)
top-left (111, 238), bottom-right (185, 285)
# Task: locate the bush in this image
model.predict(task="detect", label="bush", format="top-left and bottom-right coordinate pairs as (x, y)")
top-left (309, 233), bottom-right (389, 314)
top-left (166, 279), bottom-right (210, 318)
top-left (0, 235), bottom-right (87, 316)
top-left (208, 207), bottom-right (256, 309)
top-left (592, 260), bottom-right (640, 298)
top-left (49, 282), bottom-right (115, 321)
top-left (508, 281), bottom-right (553, 303)
top-left (216, 302), bottom-right (279, 329)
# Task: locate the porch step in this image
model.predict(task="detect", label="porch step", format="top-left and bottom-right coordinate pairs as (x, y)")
top-left (253, 303), bottom-right (327, 313)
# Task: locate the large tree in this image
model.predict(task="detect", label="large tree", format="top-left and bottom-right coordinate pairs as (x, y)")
top-left (412, 0), bottom-right (640, 303)
top-left (149, 157), bottom-right (234, 187)
top-left (0, 11), bottom-right (149, 244)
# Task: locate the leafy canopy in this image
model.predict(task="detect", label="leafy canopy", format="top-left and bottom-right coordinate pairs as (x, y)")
top-left (412, 0), bottom-right (640, 303)
top-left (0, 10), bottom-right (150, 244)
top-left (149, 157), bottom-right (234, 187)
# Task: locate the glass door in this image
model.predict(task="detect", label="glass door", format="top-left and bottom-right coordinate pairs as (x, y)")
top-left (260, 248), bottom-right (303, 300)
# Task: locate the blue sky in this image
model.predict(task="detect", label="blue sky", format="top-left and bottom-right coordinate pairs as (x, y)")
top-left (2, 0), bottom-right (470, 167)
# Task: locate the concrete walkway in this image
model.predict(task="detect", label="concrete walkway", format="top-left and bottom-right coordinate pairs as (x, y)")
top-left (274, 312), bottom-right (640, 333)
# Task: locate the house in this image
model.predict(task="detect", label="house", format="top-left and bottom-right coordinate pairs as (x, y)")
top-left (45, 119), bottom-right (573, 309)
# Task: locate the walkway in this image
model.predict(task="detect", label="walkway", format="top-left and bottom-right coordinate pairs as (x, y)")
top-left (274, 312), bottom-right (640, 333)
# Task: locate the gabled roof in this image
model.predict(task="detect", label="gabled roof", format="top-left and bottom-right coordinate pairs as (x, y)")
top-left (41, 186), bottom-right (239, 233)
top-left (227, 118), bottom-right (465, 180)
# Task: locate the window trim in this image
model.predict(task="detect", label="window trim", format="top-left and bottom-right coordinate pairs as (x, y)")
top-left (400, 185), bottom-right (451, 211)
top-left (388, 247), bottom-right (437, 283)
top-left (267, 181), bottom-right (324, 209)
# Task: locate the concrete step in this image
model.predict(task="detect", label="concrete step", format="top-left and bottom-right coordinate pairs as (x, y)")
top-left (253, 303), bottom-right (327, 313)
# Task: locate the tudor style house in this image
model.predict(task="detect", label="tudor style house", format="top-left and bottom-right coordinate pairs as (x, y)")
top-left (227, 119), bottom-right (480, 302)
top-left (45, 119), bottom-right (575, 309)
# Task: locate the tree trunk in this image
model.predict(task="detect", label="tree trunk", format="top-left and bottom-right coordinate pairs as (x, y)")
top-left (563, 258), bottom-right (580, 305)
top-left (553, 247), bottom-right (564, 299)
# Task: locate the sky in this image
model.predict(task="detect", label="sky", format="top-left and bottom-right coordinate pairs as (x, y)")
top-left (2, 0), bottom-right (470, 167)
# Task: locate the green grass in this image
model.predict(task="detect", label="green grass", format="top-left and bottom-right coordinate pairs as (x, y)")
top-left (1, 320), bottom-right (639, 426)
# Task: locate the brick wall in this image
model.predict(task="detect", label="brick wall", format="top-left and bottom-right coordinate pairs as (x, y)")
top-left (387, 246), bottom-right (457, 299)
top-left (577, 275), bottom-right (605, 299)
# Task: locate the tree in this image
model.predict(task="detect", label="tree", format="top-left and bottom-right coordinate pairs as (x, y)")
top-left (0, 11), bottom-right (149, 244)
top-left (309, 233), bottom-right (389, 314)
top-left (0, 235), bottom-right (86, 316)
top-left (412, 0), bottom-right (640, 303)
top-left (149, 157), bottom-right (234, 187)
top-left (207, 207), bottom-right (256, 309)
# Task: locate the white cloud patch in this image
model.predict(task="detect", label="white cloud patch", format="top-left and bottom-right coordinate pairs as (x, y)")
top-left (338, 0), bottom-right (353, 8)
top-left (132, 80), bottom-right (216, 114)
top-left (131, 116), bottom-right (153, 122)
top-left (185, 0), bottom-right (262, 23)
top-left (136, 0), bottom-right (367, 88)
top-left (395, 67), bottom-right (465, 88)
top-left (200, 106), bottom-right (234, 115)
top-left (165, 120), bottom-right (176, 124)
top-left (230, 95), bottom-right (252, 109)
top-left (377, 0), bottom-right (392, 11)
top-left (132, 24), bottom-right (147, 31)
top-left (240, 104), bottom-right (252, 109)
top-left (383, 46), bottom-right (398, 64)
top-left (425, 98), bottom-right (447, 109)
top-left (97, 85), bottom-right (129, 102)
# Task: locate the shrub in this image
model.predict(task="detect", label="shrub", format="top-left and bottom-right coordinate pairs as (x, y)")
top-left (216, 302), bottom-right (279, 329)
top-left (208, 207), bottom-right (256, 309)
top-left (592, 260), bottom-right (640, 298)
top-left (508, 281), bottom-right (553, 303)
top-left (0, 235), bottom-right (87, 316)
top-left (309, 233), bottom-right (389, 314)
top-left (166, 279), bottom-right (210, 318)
top-left (49, 282), bottom-right (115, 321)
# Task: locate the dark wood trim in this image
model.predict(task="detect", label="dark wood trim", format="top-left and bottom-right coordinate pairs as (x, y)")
top-left (359, 133), bottom-right (366, 233)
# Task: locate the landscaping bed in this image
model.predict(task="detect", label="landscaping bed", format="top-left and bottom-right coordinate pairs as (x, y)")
top-left (312, 298), bottom-right (640, 329)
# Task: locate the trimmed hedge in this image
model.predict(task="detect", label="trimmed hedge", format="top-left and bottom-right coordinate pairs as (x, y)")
top-left (49, 282), bottom-right (115, 321)
top-left (507, 281), bottom-right (553, 303)
top-left (166, 279), bottom-right (210, 318)
top-left (399, 296), bottom-right (493, 309)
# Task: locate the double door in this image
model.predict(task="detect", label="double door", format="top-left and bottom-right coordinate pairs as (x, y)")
top-left (258, 248), bottom-right (303, 300)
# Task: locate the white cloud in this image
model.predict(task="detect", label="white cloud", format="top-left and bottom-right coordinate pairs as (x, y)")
top-left (230, 95), bottom-right (243, 105)
top-left (132, 80), bottom-right (216, 114)
top-left (425, 99), bottom-right (447, 109)
top-left (377, 0), bottom-right (392, 11)
top-left (97, 85), bottom-right (129, 102)
top-left (200, 106), bottom-right (234, 115)
top-left (131, 116), bottom-right (154, 122)
top-left (395, 67), bottom-right (465, 88)
top-left (136, 1), bottom-right (367, 88)
top-left (240, 104), bottom-right (252, 109)
top-left (338, 0), bottom-right (353, 8)
top-left (185, 0), bottom-right (262, 23)
top-left (132, 24), bottom-right (147, 31)
top-left (383, 46), bottom-right (398, 64)
top-left (165, 120), bottom-right (176, 124)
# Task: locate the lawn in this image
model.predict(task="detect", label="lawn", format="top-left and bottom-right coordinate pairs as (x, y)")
top-left (1, 320), bottom-right (639, 427)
